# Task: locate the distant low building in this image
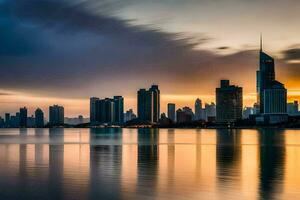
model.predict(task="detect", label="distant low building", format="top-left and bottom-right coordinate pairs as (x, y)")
top-left (243, 107), bottom-right (255, 119)
top-left (204, 102), bottom-right (216, 121)
top-left (287, 101), bottom-right (299, 116)
top-left (124, 109), bottom-right (137, 122)
top-left (27, 115), bottom-right (35, 128)
top-left (176, 108), bottom-right (193, 123)
top-left (65, 115), bottom-right (89, 125)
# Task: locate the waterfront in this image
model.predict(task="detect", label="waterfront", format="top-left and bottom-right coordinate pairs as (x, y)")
top-left (0, 128), bottom-right (300, 199)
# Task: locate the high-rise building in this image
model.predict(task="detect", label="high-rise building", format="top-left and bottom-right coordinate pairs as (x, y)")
top-left (138, 89), bottom-right (152, 122)
top-left (216, 80), bottom-right (243, 123)
top-left (287, 101), bottom-right (299, 115)
top-left (104, 98), bottom-right (114, 123)
top-left (137, 85), bottom-right (160, 123)
top-left (256, 36), bottom-right (287, 115)
top-left (49, 105), bottom-right (64, 125)
top-left (90, 96), bottom-right (124, 125)
top-left (35, 108), bottom-right (44, 128)
top-left (194, 99), bottom-right (202, 121)
top-left (149, 85), bottom-right (160, 123)
top-left (167, 103), bottom-right (176, 122)
top-left (19, 107), bottom-right (28, 127)
top-left (90, 97), bottom-right (99, 124)
top-left (5, 113), bottom-right (10, 128)
top-left (113, 96), bottom-right (124, 124)
top-left (264, 87), bottom-right (287, 114)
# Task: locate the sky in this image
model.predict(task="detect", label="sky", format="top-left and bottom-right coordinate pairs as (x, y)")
top-left (0, 0), bottom-right (300, 117)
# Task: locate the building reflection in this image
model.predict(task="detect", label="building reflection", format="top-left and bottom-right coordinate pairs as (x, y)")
top-left (258, 129), bottom-right (285, 200)
top-left (167, 129), bottom-right (175, 185)
top-left (216, 129), bottom-right (242, 183)
top-left (49, 128), bottom-right (64, 200)
top-left (89, 128), bottom-right (123, 199)
top-left (137, 128), bottom-right (159, 197)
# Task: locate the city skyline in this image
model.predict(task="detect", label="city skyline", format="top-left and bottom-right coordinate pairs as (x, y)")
top-left (1, 0), bottom-right (300, 117)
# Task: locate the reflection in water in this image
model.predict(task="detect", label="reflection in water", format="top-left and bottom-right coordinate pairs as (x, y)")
top-left (259, 129), bottom-right (285, 200)
top-left (0, 128), bottom-right (299, 200)
top-left (89, 128), bottom-right (123, 199)
top-left (49, 128), bottom-right (64, 200)
top-left (216, 129), bottom-right (241, 181)
top-left (137, 129), bottom-right (159, 198)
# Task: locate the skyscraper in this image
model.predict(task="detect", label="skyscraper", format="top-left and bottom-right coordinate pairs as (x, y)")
top-left (113, 96), bottom-right (124, 124)
top-left (167, 103), bottom-right (176, 122)
top-left (90, 96), bottom-right (124, 125)
top-left (49, 105), bottom-right (64, 125)
top-left (35, 108), bottom-right (44, 128)
top-left (90, 97), bottom-right (99, 124)
top-left (194, 98), bottom-right (202, 121)
top-left (104, 98), bottom-right (115, 123)
top-left (149, 85), bottom-right (160, 123)
top-left (137, 85), bottom-right (160, 123)
top-left (19, 107), bottom-right (28, 127)
top-left (256, 36), bottom-right (287, 115)
top-left (216, 80), bottom-right (243, 123)
top-left (137, 89), bottom-right (153, 122)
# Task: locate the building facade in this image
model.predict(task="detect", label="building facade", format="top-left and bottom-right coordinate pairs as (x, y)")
top-left (90, 96), bottom-right (124, 125)
top-left (167, 103), bottom-right (176, 122)
top-left (216, 80), bottom-right (243, 123)
top-left (287, 101), bottom-right (299, 115)
top-left (194, 99), bottom-right (202, 121)
top-left (113, 96), bottom-right (124, 125)
top-left (49, 105), bottom-right (64, 125)
top-left (176, 108), bottom-right (193, 123)
top-left (90, 97), bottom-right (99, 124)
top-left (35, 108), bottom-right (44, 127)
top-left (19, 107), bottom-right (28, 127)
top-left (137, 85), bottom-right (160, 123)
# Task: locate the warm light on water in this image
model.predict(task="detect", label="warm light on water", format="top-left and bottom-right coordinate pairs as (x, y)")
top-left (0, 128), bottom-right (300, 199)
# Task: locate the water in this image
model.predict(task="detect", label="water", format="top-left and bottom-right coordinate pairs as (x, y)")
top-left (0, 128), bottom-right (300, 200)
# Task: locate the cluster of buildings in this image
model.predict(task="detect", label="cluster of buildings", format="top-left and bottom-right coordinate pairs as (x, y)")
top-left (0, 105), bottom-right (65, 128)
top-left (90, 96), bottom-right (124, 125)
top-left (166, 101), bottom-right (216, 124)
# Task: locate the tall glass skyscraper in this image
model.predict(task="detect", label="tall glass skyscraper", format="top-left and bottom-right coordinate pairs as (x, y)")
top-left (256, 37), bottom-right (287, 114)
top-left (137, 85), bottom-right (160, 123)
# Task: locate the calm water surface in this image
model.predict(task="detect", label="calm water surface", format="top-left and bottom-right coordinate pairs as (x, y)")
top-left (0, 128), bottom-right (300, 200)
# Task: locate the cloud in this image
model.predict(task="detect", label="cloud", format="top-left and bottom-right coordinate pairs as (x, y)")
top-left (0, 0), bottom-right (297, 102)
top-left (282, 45), bottom-right (300, 64)
top-left (217, 46), bottom-right (230, 50)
